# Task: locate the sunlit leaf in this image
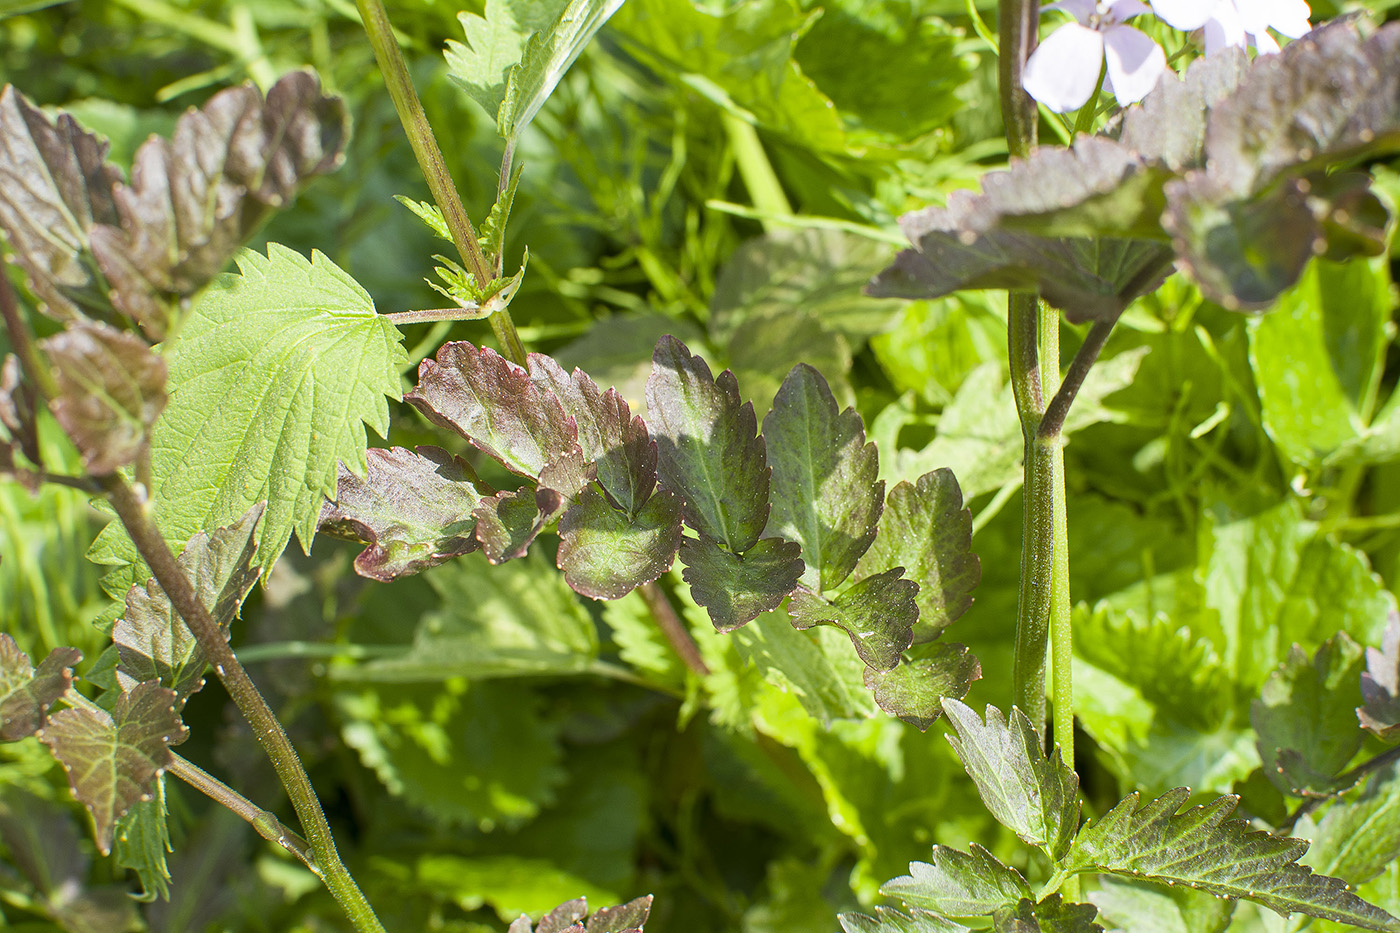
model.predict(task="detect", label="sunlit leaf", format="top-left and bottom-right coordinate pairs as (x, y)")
top-left (864, 644), bottom-right (981, 731)
top-left (731, 606), bottom-right (874, 723)
top-left (680, 533), bottom-right (803, 632)
top-left (586, 894), bottom-right (653, 932)
top-left (504, 0), bottom-right (626, 145)
top-left (1300, 760), bottom-right (1400, 887)
top-left (475, 487), bottom-right (548, 564)
top-left (788, 568), bottom-right (918, 671)
top-left (840, 906), bottom-right (972, 933)
top-left (881, 844), bottom-right (1032, 917)
top-left (0, 635), bottom-right (81, 741)
top-left (557, 485), bottom-right (682, 599)
top-left (993, 894), bottom-right (1102, 933)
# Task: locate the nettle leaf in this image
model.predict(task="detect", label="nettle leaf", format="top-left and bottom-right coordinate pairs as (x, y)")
top-left (1361, 612), bottom-right (1400, 740)
top-left (321, 445), bottom-right (483, 582)
top-left (788, 569), bottom-right (918, 671)
top-left (1064, 787), bottom-right (1400, 930)
top-left (763, 363), bottom-right (882, 592)
top-left (646, 335), bottom-right (770, 553)
top-left (1250, 633), bottom-right (1365, 797)
top-left (941, 699), bottom-right (1080, 860)
top-left (89, 71), bottom-right (348, 339)
top-left (863, 644), bottom-right (981, 731)
top-left (557, 485), bottom-right (683, 599)
top-left (0, 635), bottom-right (81, 741)
top-left (90, 244), bottom-right (405, 580)
top-left (0, 84), bottom-right (121, 320)
top-left (993, 895), bottom-right (1102, 933)
top-left (840, 907), bottom-right (972, 933)
top-left (39, 680), bottom-right (186, 855)
top-left (881, 844), bottom-right (1032, 917)
top-left (504, 0), bottom-right (626, 145)
top-left (856, 468), bottom-right (979, 643)
top-left (113, 504), bottom-right (263, 702)
top-left (40, 321), bottom-right (166, 475)
top-left (680, 533), bottom-right (803, 632)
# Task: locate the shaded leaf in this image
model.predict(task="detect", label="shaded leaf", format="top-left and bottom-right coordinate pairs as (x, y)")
top-left (557, 484), bottom-right (682, 599)
top-left (727, 311), bottom-right (853, 418)
top-left (856, 468), bottom-right (979, 643)
top-left (39, 680), bottom-right (186, 854)
top-left (680, 533), bottom-right (803, 632)
top-left (840, 907), bottom-right (971, 933)
top-left (1065, 787), bottom-right (1400, 929)
top-left (114, 503), bottom-right (263, 702)
top-left (475, 487), bottom-right (547, 564)
top-left (941, 699), bottom-right (1080, 859)
top-left (1361, 612), bottom-right (1400, 740)
top-left (993, 895), bottom-right (1102, 933)
top-left (320, 445), bottom-right (483, 582)
top-left (586, 894), bottom-right (653, 932)
top-left (731, 606), bottom-right (875, 724)
top-left (1300, 760), bottom-right (1400, 887)
top-left (113, 779), bottom-right (171, 901)
top-left (646, 335), bottom-right (771, 552)
top-left (89, 71), bottom-right (349, 339)
top-left (1089, 877), bottom-right (1235, 933)
top-left (41, 321), bottom-right (167, 475)
top-left (788, 568), bottom-right (918, 671)
top-left (764, 363), bottom-right (882, 592)
top-left (1, 351), bottom-right (41, 470)
top-left (864, 644), bottom-right (981, 731)
top-left (881, 843), bottom-right (1032, 916)
top-left (1114, 48), bottom-right (1251, 172)
top-left (0, 635), bottom-right (81, 741)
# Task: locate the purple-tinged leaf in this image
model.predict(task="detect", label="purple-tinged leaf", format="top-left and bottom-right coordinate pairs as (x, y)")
top-left (763, 363), bottom-right (881, 592)
top-left (789, 568), bottom-right (918, 671)
top-left (557, 485), bottom-right (682, 599)
top-left (1251, 634), bottom-right (1364, 797)
top-left (840, 907), bottom-right (971, 933)
top-left (1360, 611), bottom-right (1400, 741)
top-left (881, 844), bottom-right (1032, 917)
top-left (586, 895), bottom-right (653, 932)
top-left (39, 680), bottom-right (186, 855)
top-left (1114, 47), bottom-right (1250, 172)
top-left (0, 354), bottom-right (40, 468)
top-left (539, 898), bottom-right (589, 933)
top-left (857, 469), bottom-right (980, 643)
top-left (89, 71), bottom-right (349, 340)
top-left (864, 643), bottom-right (981, 731)
top-left (474, 488), bottom-right (545, 564)
top-left (113, 504), bottom-right (263, 702)
top-left (942, 699), bottom-right (1080, 860)
top-left (409, 341), bottom-right (577, 480)
top-left (994, 895), bottom-right (1102, 933)
top-left (680, 533), bottom-right (803, 632)
top-left (0, 84), bottom-right (121, 321)
top-left (39, 321), bottom-right (167, 475)
top-left (0, 635), bottom-right (81, 741)
top-left (646, 335), bottom-right (771, 553)
top-left (320, 445), bottom-right (483, 582)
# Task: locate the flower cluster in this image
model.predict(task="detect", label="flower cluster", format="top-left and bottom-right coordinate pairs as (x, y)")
top-left (1022, 0), bottom-right (1312, 113)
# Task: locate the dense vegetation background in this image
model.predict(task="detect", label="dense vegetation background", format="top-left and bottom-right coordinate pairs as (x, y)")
top-left (2, 0), bottom-right (1400, 929)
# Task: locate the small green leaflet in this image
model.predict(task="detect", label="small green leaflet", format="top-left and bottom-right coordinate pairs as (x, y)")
top-left (89, 244), bottom-right (406, 580)
top-left (114, 780), bottom-right (172, 901)
top-left (1064, 788), bottom-right (1400, 930)
top-left (788, 569), bottom-right (918, 671)
top-left (680, 533), bottom-right (803, 632)
top-left (863, 645), bottom-right (981, 732)
top-left (881, 844), bottom-right (1032, 917)
top-left (0, 635), bottom-right (81, 741)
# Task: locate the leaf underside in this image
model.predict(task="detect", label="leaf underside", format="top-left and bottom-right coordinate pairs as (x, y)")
top-left (788, 568), bottom-right (919, 671)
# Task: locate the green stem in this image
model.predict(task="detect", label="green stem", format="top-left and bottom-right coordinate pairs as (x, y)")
top-left (998, 0), bottom-right (1040, 159)
top-left (1071, 65), bottom-right (1107, 138)
top-left (166, 755), bottom-right (318, 873)
top-left (721, 111), bottom-right (792, 231)
top-left (355, 0), bottom-right (527, 366)
top-left (97, 476), bottom-right (385, 933)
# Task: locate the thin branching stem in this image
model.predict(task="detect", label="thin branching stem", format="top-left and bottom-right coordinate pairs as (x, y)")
top-left (1039, 320), bottom-right (1116, 441)
top-left (639, 581), bottom-right (710, 677)
top-left (386, 306), bottom-right (488, 325)
top-left (1280, 745), bottom-right (1400, 833)
top-left (167, 755), bottom-right (319, 873)
top-left (0, 275), bottom-right (57, 401)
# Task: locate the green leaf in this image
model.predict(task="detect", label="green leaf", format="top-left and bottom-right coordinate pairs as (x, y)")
top-left (587, 895), bottom-right (653, 932)
top-left (730, 606), bottom-right (875, 724)
top-left (89, 243), bottom-right (406, 581)
top-left (863, 644), bottom-right (981, 731)
top-left (763, 363), bottom-right (882, 592)
top-left (1065, 788), bottom-right (1400, 930)
top-left (1300, 760), bottom-right (1400, 887)
top-left (727, 311), bottom-right (853, 421)
top-left (1361, 612), bottom-right (1400, 740)
top-left (320, 445), bottom-right (483, 582)
top-left (856, 469), bottom-right (979, 643)
top-left (113, 779), bottom-right (171, 901)
top-left (474, 486), bottom-right (548, 564)
top-left (602, 591), bottom-right (684, 686)
top-left (680, 533), bottom-right (804, 632)
top-left (40, 321), bottom-right (167, 475)
top-left (993, 895), bottom-right (1102, 933)
top-left (479, 162), bottom-right (524, 262)
top-left (788, 569), bottom-right (919, 671)
top-left (881, 843), bottom-right (1032, 917)
top-left (557, 485), bottom-right (683, 599)
top-left (840, 907), bottom-right (972, 933)
top-left (941, 699), bottom-right (1080, 859)
top-left (113, 503), bottom-right (262, 703)
top-left (647, 336), bottom-right (772, 553)
top-left (39, 680), bottom-right (187, 855)
top-left (1089, 877), bottom-right (1235, 933)
top-left (503, 0), bottom-right (625, 145)
top-left (0, 635), bottom-right (81, 741)
top-left (1251, 634), bottom-right (1365, 797)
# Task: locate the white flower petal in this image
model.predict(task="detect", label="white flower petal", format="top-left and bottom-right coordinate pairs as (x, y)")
top-left (1271, 0), bottom-right (1313, 38)
top-left (1023, 23), bottom-right (1106, 113)
top-left (1103, 24), bottom-right (1167, 104)
top-left (1047, 0), bottom-right (1097, 23)
top-left (1203, 6), bottom-right (1246, 53)
top-left (1250, 29), bottom-right (1280, 54)
top-left (1106, 0), bottom-right (1152, 20)
top-left (1149, 0), bottom-right (1221, 30)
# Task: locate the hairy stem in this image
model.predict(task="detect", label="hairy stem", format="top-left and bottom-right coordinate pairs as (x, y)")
top-left (97, 475), bottom-right (384, 933)
top-left (168, 754), bottom-right (318, 873)
top-left (1039, 320), bottom-right (1115, 441)
top-left (639, 581), bottom-right (710, 677)
top-left (355, 0), bottom-right (526, 365)
top-left (998, 0), bottom-right (1040, 159)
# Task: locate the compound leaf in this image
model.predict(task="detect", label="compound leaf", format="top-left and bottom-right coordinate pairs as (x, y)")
top-left (41, 321), bottom-right (167, 475)
top-left (864, 644), bottom-right (981, 731)
top-left (788, 568), bottom-right (918, 671)
top-left (39, 681), bottom-right (186, 855)
top-left (113, 503), bottom-right (263, 702)
top-left (320, 445), bottom-right (483, 582)
top-left (763, 363), bottom-right (882, 592)
top-left (993, 895), bottom-right (1102, 933)
top-left (941, 699), bottom-right (1080, 860)
top-left (474, 487), bottom-right (547, 564)
top-left (840, 907), bottom-right (972, 933)
top-left (585, 894), bottom-right (653, 932)
top-left (1360, 611), bottom-right (1400, 740)
top-left (881, 844), bottom-right (1032, 917)
top-left (557, 484), bottom-right (682, 599)
top-left (1065, 787), bottom-right (1400, 929)
top-left (0, 635), bottom-right (81, 741)
top-left (679, 533), bottom-right (802, 632)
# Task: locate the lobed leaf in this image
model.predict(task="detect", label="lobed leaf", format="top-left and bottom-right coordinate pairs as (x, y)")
top-left (113, 503), bottom-right (263, 702)
top-left (1065, 787), bottom-right (1400, 929)
top-left (1300, 760), bottom-right (1400, 886)
top-left (446, 0), bottom-right (564, 137)
top-left (840, 907), bottom-right (972, 933)
top-left (40, 321), bottom-right (167, 475)
top-left (1113, 48), bottom-right (1251, 172)
top-left (320, 445), bottom-right (483, 582)
top-left (0, 635), bottom-right (81, 741)
top-left (881, 843), bottom-right (1032, 917)
top-left (39, 680), bottom-right (186, 855)
top-left (679, 533), bottom-right (803, 632)
top-left (586, 894), bottom-right (653, 932)
top-left (556, 485), bottom-right (682, 599)
top-left (993, 895), bottom-right (1102, 933)
top-left (1361, 612), bottom-right (1400, 740)
top-left (474, 487), bottom-right (548, 564)
top-left (763, 363), bottom-right (882, 592)
top-left (788, 568), bottom-right (918, 671)
top-left (941, 699), bottom-right (1080, 859)
top-left (863, 644), bottom-right (981, 731)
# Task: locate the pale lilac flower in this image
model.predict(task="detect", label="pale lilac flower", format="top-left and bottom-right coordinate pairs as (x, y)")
top-left (1150, 0), bottom-right (1311, 53)
top-left (1023, 0), bottom-right (1168, 113)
